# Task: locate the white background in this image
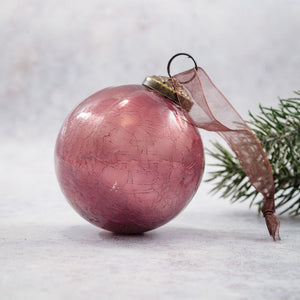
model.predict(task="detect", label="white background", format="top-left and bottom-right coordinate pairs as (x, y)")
top-left (1, 1), bottom-right (300, 299)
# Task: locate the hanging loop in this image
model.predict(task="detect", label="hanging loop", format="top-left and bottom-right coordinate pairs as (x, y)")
top-left (167, 53), bottom-right (198, 77)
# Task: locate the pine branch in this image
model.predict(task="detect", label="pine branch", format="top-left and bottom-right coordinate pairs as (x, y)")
top-left (206, 91), bottom-right (300, 216)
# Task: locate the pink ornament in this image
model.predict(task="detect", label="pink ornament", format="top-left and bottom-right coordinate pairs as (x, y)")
top-left (55, 53), bottom-right (280, 240)
top-left (55, 85), bottom-right (205, 234)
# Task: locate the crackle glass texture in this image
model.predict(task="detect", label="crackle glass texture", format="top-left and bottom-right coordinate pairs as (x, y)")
top-left (55, 85), bottom-right (204, 234)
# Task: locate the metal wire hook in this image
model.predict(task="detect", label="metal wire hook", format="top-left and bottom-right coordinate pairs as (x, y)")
top-left (167, 53), bottom-right (198, 77)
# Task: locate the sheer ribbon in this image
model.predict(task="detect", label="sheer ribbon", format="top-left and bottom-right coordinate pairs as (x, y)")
top-left (172, 67), bottom-right (280, 241)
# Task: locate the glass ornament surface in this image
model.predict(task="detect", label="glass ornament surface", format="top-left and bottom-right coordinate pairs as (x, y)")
top-left (55, 85), bottom-right (204, 234)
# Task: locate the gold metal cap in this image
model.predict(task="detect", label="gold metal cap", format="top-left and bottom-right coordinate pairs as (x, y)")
top-left (142, 75), bottom-right (193, 112)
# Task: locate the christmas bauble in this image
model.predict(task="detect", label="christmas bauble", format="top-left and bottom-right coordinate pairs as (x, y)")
top-left (55, 84), bottom-right (204, 234)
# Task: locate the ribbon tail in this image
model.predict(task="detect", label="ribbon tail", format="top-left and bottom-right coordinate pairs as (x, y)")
top-left (220, 130), bottom-right (281, 241)
top-left (262, 201), bottom-right (281, 241)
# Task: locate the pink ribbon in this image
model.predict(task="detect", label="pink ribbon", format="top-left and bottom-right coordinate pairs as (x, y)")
top-left (172, 67), bottom-right (280, 240)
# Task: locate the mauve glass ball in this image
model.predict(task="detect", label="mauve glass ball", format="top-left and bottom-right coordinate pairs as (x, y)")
top-left (55, 85), bottom-right (204, 234)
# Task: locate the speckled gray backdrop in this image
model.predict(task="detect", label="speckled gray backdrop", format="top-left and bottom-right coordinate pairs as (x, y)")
top-left (1, 0), bottom-right (299, 142)
top-left (1, 1), bottom-right (300, 300)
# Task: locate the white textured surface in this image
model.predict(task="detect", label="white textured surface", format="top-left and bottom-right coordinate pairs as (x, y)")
top-left (1, 1), bottom-right (300, 299)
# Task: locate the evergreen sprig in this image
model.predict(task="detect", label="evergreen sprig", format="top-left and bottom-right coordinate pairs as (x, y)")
top-left (206, 91), bottom-right (300, 216)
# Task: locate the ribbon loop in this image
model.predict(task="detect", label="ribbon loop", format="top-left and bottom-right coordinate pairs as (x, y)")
top-left (172, 67), bottom-right (280, 241)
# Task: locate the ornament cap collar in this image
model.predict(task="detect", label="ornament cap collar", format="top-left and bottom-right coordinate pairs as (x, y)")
top-left (142, 75), bottom-right (193, 112)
